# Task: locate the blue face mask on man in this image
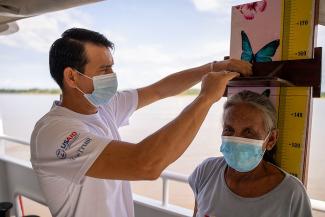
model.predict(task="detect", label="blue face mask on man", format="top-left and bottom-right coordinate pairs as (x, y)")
top-left (75, 70), bottom-right (118, 107)
top-left (220, 133), bottom-right (270, 173)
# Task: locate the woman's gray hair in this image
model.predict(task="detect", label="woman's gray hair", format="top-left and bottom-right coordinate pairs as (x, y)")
top-left (223, 90), bottom-right (277, 132)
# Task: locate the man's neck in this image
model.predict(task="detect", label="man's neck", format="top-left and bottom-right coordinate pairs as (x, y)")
top-left (60, 90), bottom-right (98, 115)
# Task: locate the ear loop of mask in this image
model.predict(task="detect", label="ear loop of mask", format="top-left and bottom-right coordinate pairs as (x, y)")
top-left (76, 70), bottom-right (92, 80)
top-left (73, 71), bottom-right (97, 107)
top-left (262, 131), bottom-right (272, 154)
top-left (74, 69), bottom-right (92, 95)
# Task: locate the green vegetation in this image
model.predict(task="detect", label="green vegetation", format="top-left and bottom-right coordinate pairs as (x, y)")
top-left (0, 88), bottom-right (61, 95)
top-left (1, 89), bottom-right (323, 98)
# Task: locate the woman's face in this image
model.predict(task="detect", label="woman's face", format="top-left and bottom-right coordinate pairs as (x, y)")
top-left (222, 103), bottom-right (269, 143)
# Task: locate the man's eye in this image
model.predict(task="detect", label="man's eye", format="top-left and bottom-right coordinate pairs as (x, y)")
top-left (222, 128), bottom-right (233, 135)
top-left (105, 67), bottom-right (113, 73)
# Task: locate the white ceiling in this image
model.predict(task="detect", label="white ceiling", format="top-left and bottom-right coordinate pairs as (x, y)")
top-left (0, 0), bottom-right (104, 35)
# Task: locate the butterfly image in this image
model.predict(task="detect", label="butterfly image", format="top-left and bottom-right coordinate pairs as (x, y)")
top-left (241, 31), bottom-right (280, 63)
top-left (262, 89), bottom-right (271, 97)
top-left (235, 0), bottom-right (267, 20)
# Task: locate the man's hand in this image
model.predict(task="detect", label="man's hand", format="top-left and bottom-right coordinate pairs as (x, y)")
top-left (213, 59), bottom-right (252, 77)
top-left (200, 71), bottom-right (239, 103)
top-left (137, 58), bottom-right (250, 110)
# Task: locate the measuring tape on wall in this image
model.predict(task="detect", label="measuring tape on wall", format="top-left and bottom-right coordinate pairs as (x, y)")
top-left (281, 0), bottom-right (317, 60)
top-left (227, 86), bottom-right (313, 184)
top-left (275, 87), bottom-right (312, 183)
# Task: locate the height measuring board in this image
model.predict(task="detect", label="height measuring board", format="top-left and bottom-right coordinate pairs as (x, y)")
top-left (227, 0), bottom-right (319, 184)
top-left (230, 0), bottom-right (317, 61)
top-left (281, 0), bottom-right (317, 60)
top-left (275, 87), bottom-right (313, 183)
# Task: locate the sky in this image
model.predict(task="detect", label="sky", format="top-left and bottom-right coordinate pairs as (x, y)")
top-left (0, 0), bottom-right (324, 91)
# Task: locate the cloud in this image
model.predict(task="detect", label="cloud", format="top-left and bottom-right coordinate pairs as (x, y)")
top-left (0, 60), bottom-right (58, 89)
top-left (112, 43), bottom-right (184, 88)
top-left (190, 0), bottom-right (255, 13)
top-left (102, 30), bottom-right (128, 44)
top-left (191, 0), bottom-right (221, 12)
top-left (116, 44), bottom-right (174, 65)
top-left (111, 38), bottom-right (230, 89)
top-left (0, 9), bottom-right (92, 53)
top-left (0, 78), bottom-right (57, 89)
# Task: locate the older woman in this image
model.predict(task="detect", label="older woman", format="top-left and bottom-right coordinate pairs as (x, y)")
top-left (188, 90), bottom-right (312, 217)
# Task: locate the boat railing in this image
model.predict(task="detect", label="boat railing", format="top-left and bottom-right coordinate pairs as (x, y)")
top-left (0, 132), bottom-right (325, 215)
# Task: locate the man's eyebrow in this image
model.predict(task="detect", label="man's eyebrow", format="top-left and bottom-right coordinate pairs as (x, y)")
top-left (223, 124), bottom-right (233, 129)
top-left (98, 64), bottom-right (113, 69)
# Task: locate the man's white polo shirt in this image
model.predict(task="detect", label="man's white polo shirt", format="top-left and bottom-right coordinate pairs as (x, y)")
top-left (30, 90), bottom-right (138, 217)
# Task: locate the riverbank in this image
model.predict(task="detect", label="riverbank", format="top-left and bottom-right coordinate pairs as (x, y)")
top-left (1, 88), bottom-right (324, 97)
top-left (0, 88), bottom-right (61, 95)
top-left (0, 88), bottom-right (201, 96)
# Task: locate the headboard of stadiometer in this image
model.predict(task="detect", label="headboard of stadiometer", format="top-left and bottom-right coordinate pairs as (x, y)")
top-left (225, 47), bottom-right (322, 98)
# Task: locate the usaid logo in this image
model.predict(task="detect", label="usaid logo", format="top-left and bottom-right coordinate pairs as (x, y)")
top-left (56, 149), bottom-right (67, 159)
top-left (56, 131), bottom-right (79, 159)
top-left (60, 131), bottom-right (79, 150)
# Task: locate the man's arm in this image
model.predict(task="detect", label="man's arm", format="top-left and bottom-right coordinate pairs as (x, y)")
top-left (86, 71), bottom-right (239, 180)
top-left (137, 59), bottom-right (252, 109)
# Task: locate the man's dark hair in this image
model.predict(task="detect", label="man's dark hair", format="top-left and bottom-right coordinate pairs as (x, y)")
top-left (49, 28), bottom-right (114, 89)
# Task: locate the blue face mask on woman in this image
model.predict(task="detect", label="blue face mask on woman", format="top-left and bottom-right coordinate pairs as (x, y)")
top-left (220, 133), bottom-right (270, 173)
top-left (76, 70), bottom-right (118, 107)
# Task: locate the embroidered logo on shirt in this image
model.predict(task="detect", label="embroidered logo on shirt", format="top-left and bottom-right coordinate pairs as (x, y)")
top-left (56, 131), bottom-right (80, 159)
top-left (56, 149), bottom-right (67, 159)
top-left (70, 138), bottom-right (92, 160)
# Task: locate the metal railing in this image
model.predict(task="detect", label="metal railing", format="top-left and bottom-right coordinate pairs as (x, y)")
top-left (0, 133), bottom-right (325, 214)
top-left (160, 170), bottom-right (188, 207)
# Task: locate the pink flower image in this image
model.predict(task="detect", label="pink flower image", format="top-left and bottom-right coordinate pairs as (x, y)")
top-left (236, 0), bottom-right (267, 20)
top-left (255, 0), bottom-right (267, 12)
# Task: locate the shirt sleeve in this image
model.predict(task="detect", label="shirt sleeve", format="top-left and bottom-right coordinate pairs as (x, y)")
top-left (32, 118), bottom-right (111, 184)
top-left (188, 157), bottom-right (219, 198)
top-left (290, 177), bottom-right (313, 217)
top-left (107, 89), bottom-right (138, 127)
top-left (188, 165), bottom-right (200, 198)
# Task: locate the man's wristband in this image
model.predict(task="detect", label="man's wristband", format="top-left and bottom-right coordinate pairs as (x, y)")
top-left (210, 61), bottom-right (218, 72)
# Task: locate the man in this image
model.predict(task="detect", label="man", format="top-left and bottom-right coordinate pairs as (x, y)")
top-left (30, 28), bottom-right (251, 217)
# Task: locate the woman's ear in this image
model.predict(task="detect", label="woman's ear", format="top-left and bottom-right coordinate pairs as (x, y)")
top-left (63, 67), bottom-right (78, 89)
top-left (266, 129), bottom-right (279, 151)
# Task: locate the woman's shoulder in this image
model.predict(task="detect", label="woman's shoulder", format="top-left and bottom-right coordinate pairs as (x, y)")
top-left (278, 172), bottom-right (312, 215)
top-left (189, 157), bottom-right (226, 183)
top-left (285, 173), bottom-right (308, 193)
top-left (197, 156), bottom-right (226, 171)
top-left (199, 157), bottom-right (226, 166)
top-left (188, 157), bottom-right (226, 196)
top-left (275, 170), bottom-right (309, 198)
